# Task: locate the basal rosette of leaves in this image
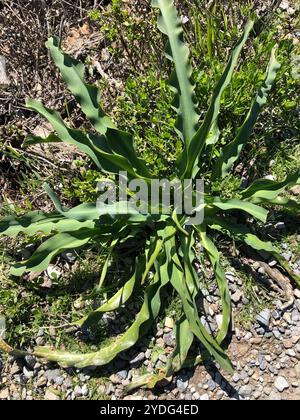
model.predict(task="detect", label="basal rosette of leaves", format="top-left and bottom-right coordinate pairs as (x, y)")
top-left (0, 0), bottom-right (299, 389)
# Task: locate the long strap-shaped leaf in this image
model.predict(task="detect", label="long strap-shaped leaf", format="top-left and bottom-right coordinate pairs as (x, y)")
top-left (213, 47), bottom-right (281, 178)
top-left (25, 99), bottom-right (148, 179)
top-left (33, 268), bottom-right (170, 368)
top-left (165, 315), bottom-right (194, 376)
top-left (183, 20), bottom-right (254, 179)
top-left (46, 36), bottom-right (114, 135)
top-left (151, 0), bottom-right (199, 149)
top-left (10, 229), bottom-right (96, 276)
top-left (0, 210), bottom-right (95, 238)
top-left (166, 238), bottom-right (233, 373)
top-left (195, 225), bottom-right (231, 343)
top-left (241, 170), bottom-right (300, 202)
top-left (76, 256), bottom-right (144, 327)
top-left (208, 217), bottom-right (300, 287)
top-left (208, 197), bottom-right (269, 223)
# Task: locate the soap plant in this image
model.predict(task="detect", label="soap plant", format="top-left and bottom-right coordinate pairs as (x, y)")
top-left (0, 0), bottom-right (299, 388)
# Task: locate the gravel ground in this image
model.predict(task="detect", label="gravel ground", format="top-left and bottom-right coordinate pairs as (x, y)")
top-left (1, 224), bottom-right (300, 401)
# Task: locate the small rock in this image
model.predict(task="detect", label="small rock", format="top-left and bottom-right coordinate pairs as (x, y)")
top-left (55, 376), bottom-right (64, 386)
top-left (272, 310), bottom-right (281, 321)
top-left (232, 373), bottom-right (240, 383)
top-left (275, 222), bottom-right (285, 230)
top-left (0, 56), bottom-right (10, 86)
top-left (74, 385), bottom-right (83, 397)
top-left (23, 366), bottom-right (34, 379)
top-left (45, 369), bottom-right (61, 383)
top-left (291, 186), bottom-right (300, 196)
top-left (244, 332), bottom-right (253, 341)
top-left (164, 317), bottom-right (174, 329)
top-left (44, 389), bottom-right (60, 400)
top-left (117, 370), bottom-right (128, 380)
top-left (274, 376), bottom-right (289, 392)
top-left (283, 339), bottom-right (293, 349)
top-left (256, 309), bottom-right (271, 328)
top-left (239, 385), bottom-right (253, 398)
top-left (35, 337), bottom-right (45, 346)
top-left (231, 290), bottom-right (243, 304)
top-left (163, 332), bottom-right (175, 346)
top-left (200, 393), bottom-right (210, 401)
top-left (130, 352), bottom-right (145, 365)
top-left (268, 260), bottom-right (277, 267)
top-left (287, 349), bottom-right (296, 357)
top-left (193, 392), bottom-right (201, 400)
top-left (0, 389), bottom-right (9, 400)
top-left (294, 289), bottom-right (300, 299)
top-left (81, 384), bottom-right (89, 397)
top-left (61, 251), bottom-right (77, 263)
top-left (25, 355), bottom-right (36, 370)
top-left (269, 390), bottom-right (281, 400)
top-left (176, 378), bottom-right (189, 392)
top-left (36, 376), bottom-right (47, 387)
top-left (282, 252), bottom-right (292, 262)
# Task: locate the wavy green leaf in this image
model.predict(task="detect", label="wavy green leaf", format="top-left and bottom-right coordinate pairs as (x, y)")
top-left (196, 225), bottom-right (231, 343)
top-left (166, 238), bottom-right (233, 373)
top-left (25, 99), bottom-right (146, 178)
top-left (34, 265), bottom-right (170, 368)
top-left (241, 171), bottom-right (300, 202)
top-left (213, 47), bottom-right (281, 178)
top-left (209, 197), bottom-right (269, 223)
top-left (11, 229), bottom-right (96, 276)
top-left (0, 211), bottom-right (95, 238)
top-left (184, 20), bottom-right (254, 178)
top-left (46, 36), bottom-right (114, 135)
top-left (151, 0), bottom-right (199, 175)
top-left (208, 217), bottom-right (300, 287)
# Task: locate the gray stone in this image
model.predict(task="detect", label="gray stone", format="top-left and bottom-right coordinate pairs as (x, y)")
top-left (239, 385), bottom-right (253, 398)
top-left (81, 384), bottom-right (89, 396)
top-left (25, 355), bottom-right (36, 370)
top-left (61, 251), bottom-right (77, 263)
top-left (256, 309), bottom-right (271, 328)
top-left (272, 310), bottom-right (281, 321)
top-left (44, 390), bottom-right (60, 400)
top-left (232, 373), bottom-right (240, 383)
top-left (45, 369), bottom-right (61, 383)
top-left (274, 376), bottom-right (289, 392)
top-left (130, 352), bottom-right (145, 365)
top-left (163, 332), bottom-right (175, 347)
top-left (23, 366), bottom-right (34, 379)
top-left (275, 222), bottom-right (285, 230)
top-left (117, 370), bottom-right (128, 380)
top-left (193, 392), bottom-right (201, 400)
top-left (272, 330), bottom-right (282, 340)
top-left (35, 337), bottom-right (45, 346)
top-left (282, 252), bottom-right (292, 262)
top-left (207, 379), bottom-right (216, 391)
top-left (269, 391), bottom-right (281, 400)
top-left (259, 355), bottom-right (267, 371)
top-left (176, 378), bottom-right (189, 392)
top-left (55, 376), bottom-right (64, 386)
top-left (231, 290), bottom-right (243, 304)
top-left (74, 385), bottom-right (83, 397)
top-left (0, 56), bottom-right (10, 86)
